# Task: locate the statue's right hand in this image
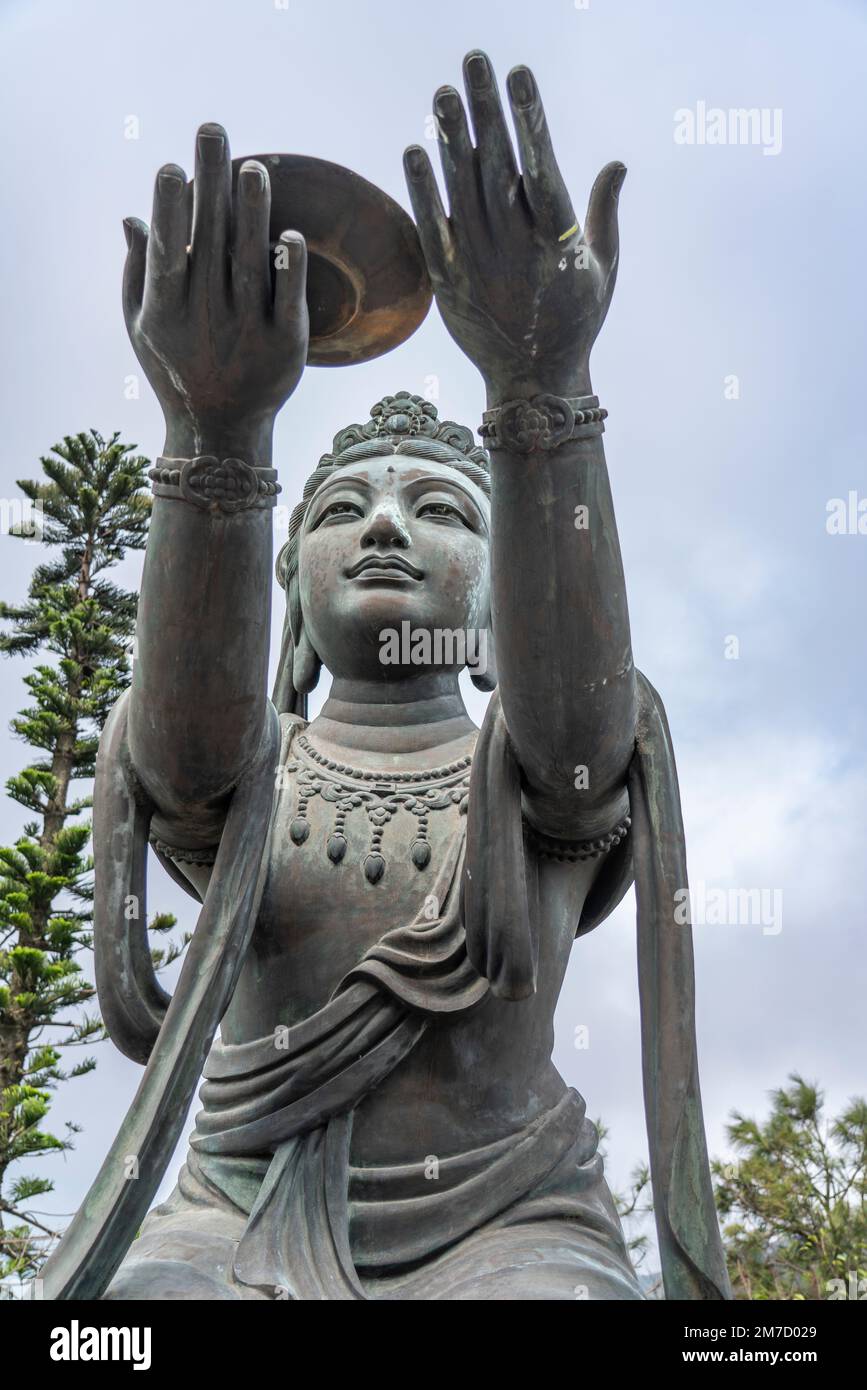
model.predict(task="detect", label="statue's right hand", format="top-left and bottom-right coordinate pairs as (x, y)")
top-left (122, 123), bottom-right (308, 458)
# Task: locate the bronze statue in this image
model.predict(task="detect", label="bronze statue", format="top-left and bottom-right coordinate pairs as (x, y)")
top-left (43, 51), bottom-right (730, 1301)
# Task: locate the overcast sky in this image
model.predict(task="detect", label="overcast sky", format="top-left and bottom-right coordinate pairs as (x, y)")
top-left (0, 0), bottom-right (865, 1258)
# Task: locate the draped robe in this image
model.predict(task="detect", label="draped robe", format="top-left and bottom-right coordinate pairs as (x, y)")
top-left (41, 674), bottom-right (731, 1302)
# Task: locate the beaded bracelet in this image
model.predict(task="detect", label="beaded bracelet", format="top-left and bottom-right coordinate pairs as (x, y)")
top-left (526, 815), bottom-right (630, 863)
top-left (480, 394), bottom-right (607, 453)
top-left (149, 456), bottom-right (281, 513)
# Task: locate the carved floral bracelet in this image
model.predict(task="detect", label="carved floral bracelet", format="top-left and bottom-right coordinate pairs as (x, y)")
top-left (479, 394), bottom-right (607, 453)
top-left (149, 456), bottom-right (281, 513)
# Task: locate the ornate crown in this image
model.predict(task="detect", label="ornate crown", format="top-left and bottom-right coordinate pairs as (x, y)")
top-left (323, 391), bottom-right (490, 471)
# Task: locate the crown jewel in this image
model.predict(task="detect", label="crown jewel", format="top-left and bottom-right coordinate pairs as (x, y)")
top-left (325, 391), bottom-right (489, 470)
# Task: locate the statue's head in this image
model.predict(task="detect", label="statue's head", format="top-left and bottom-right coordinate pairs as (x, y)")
top-left (275, 392), bottom-right (495, 713)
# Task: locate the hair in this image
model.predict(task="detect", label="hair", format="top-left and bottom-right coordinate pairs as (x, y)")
top-left (272, 393), bottom-right (494, 716)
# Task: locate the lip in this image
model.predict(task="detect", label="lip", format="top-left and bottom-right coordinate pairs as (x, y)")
top-left (346, 555), bottom-right (424, 581)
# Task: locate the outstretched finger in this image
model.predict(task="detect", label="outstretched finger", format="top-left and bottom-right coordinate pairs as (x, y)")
top-left (190, 122), bottom-right (232, 302)
top-left (233, 160), bottom-right (272, 319)
top-left (403, 144), bottom-right (452, 285)
top-left (145, 164), bottom-right (189, 310)
top-left (432, 85), bottom-right (481, 232)
top-left (273, 230), bottom-right (308, 330)
top-left (506, 65), bottom-right (576, 242)
top-left (584, 160), bottom-right (627, 277)
top-left (462, 50), bottom-right (517, 232)
top-left (122, 217), bottom-right (148, 327)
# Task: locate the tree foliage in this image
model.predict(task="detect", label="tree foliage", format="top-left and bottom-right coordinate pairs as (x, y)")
top-left (0, 431), bottom-right (179, 1286)
top-left (713, 1073), bottom-right (867, 1301)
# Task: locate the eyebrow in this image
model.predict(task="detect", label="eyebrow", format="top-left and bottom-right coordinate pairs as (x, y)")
top-left (308, 474), bottom-right (374, 500)
top-left (310, 471), bottom-right (486, 503)
top-left (403, 475), bottom-right (488, 512)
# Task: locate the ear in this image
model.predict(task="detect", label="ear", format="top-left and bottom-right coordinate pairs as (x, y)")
top-left (292, 624), bottom-right (322, 696)
top-left (470, 621), bottom-right (498, 693)
top-left (272, 605), bottom-right (308, 718)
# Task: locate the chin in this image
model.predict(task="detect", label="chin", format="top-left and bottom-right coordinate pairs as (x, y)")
top-left (339, 587), bottom-right (444, 633)
top-left (317, 594), bottom-right (472, 674)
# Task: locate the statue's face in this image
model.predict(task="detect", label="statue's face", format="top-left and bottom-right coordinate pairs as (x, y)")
top-left (298, 454), bottom-right (491, 681)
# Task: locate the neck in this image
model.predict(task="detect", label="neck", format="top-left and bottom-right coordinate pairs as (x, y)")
top-left (308, 673), bottom-right (477, 759)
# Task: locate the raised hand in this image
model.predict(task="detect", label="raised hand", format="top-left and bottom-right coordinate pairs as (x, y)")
top-left (123, 123), bottom-right (309, 463)
top-left (403, 52), bottom-right (625, 401)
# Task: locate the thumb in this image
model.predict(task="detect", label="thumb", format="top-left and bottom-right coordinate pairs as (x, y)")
top-left (274, 230), bottom-right (308, 327)
top-left (122, 216), bottom-right (148, 325)
top-left (584, 161), bottom-right (626, 273)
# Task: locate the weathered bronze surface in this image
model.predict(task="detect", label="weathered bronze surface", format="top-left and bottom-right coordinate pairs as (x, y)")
top-left (42, 50), bottom-right (730, 1303)
top-left (225, 154), bottom-right (432, 365)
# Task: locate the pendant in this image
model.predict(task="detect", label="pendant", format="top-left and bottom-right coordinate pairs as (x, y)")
top-left (286, 735), bottom-right (472, 883)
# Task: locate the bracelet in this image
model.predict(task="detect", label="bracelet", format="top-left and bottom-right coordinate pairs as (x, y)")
top-left (480, 394), bottom-right (607, 453)
top-left (526, 814), bottom-right (630, 863)
top-left (149, 456), bottom-right (281, 513)
top-left (151, 836), bottom-right (218, 866)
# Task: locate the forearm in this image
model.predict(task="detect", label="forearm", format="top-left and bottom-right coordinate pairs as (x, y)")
top-left (120, 121), bottom-right (308, 835)
top-left (401, 52), bottom-right (635, 835)
top-left (489, 381), bottom-right (636, 838)
top-left (129, 429), bottom-right (274, 834)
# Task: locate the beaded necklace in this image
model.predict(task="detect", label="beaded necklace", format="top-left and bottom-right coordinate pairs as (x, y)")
top-left (286, 732), bottom-right (472, 884)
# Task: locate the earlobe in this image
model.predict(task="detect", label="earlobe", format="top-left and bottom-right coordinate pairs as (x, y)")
top-left (292, 626), bottom-right (322, 695)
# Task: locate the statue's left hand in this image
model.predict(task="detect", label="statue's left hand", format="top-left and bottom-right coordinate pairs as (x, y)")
top-left (403, 52), bottom-right (625, 400)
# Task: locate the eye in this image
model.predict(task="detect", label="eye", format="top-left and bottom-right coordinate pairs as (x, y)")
top-left (417, 501), bottom-right (464, 522)
top-left (317, 499), bottom-right (364, 523)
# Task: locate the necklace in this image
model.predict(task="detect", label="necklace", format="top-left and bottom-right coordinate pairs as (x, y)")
top-left (286, 733), bottom-right (473, 884)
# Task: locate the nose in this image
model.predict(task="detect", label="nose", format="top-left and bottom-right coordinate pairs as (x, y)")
top-left (360, 496), bottom-right (411, 550)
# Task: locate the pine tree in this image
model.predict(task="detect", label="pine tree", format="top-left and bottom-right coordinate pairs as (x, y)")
top-left (713, 1074), bottom-right (867, 1300)
top-left (0, 430), bottom-right (179, 1287)
top-left (600, 1075), bottom-right (867, 1300)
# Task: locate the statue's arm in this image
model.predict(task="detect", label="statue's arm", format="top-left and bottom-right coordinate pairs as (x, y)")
top-left (122, 124), bottom-right (308, 841)
top-left (487, 427), bottom-right (634, 839)
top-left (405, 53), bottom-right (634, 836)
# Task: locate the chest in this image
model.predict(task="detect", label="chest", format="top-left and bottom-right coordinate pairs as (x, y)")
top-left (224, 749), bottom-right (472, 1031)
